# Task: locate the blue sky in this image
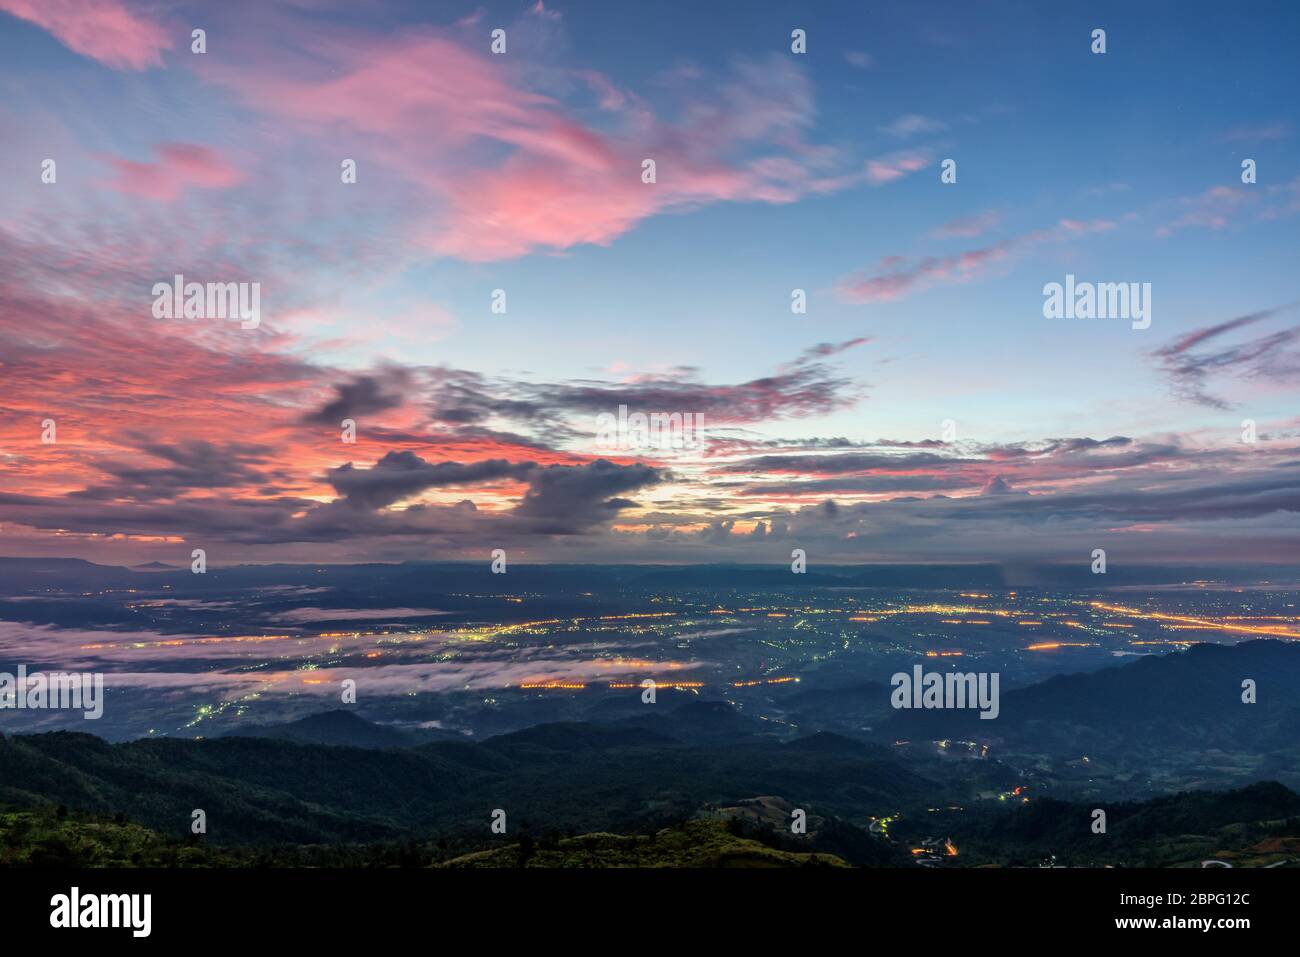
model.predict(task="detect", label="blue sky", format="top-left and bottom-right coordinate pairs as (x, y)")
top-left (0, 0), bottom-right (1297, 565)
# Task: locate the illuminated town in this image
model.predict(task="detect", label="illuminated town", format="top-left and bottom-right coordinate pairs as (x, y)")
top-left (2, 558), bottom-right (1298, 868)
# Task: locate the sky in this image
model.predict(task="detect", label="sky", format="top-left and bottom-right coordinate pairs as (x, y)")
top-left (0, 0), bottom-right (1297, 567)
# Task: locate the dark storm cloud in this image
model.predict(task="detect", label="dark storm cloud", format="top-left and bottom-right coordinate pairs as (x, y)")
top-left (73, 439), bottom-right (277, 501)
top-left (943, 469), bottom-right (1300, 524)
top-left (304, 371), bottom-right (411, 424)
top-left (297, 341), bottom-right (870, 454)
top-left (426, 369), bottom-right (559, 430)
top-left (719, 438), bottom-right (1186, 485)
top-left (630, 463), bottom-right (1300, 564)
top-left (984, 436), bottom-right (1133, 459)
top-left (741, 474), bottom-right (974, 495)
top-left (513, 459), bottom-right (664, 532)
top-left (0, 455), bottom-right (665, 546)
top-left (328, 452), bottom-right (538, 510)
top-left (529, 359), bottom-right (859, 424)
top-left (418, 339), bottom-right (868, 439)
top-left (702, 434), bottom-right (950, 457)
top-left (720, 451), bottom-right (969, 474)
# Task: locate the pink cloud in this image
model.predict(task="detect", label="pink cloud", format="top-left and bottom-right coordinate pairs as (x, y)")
top-left (103, 143), bottom-right (243, 200)
top-left (529, 0), bottom-right (562, 21)
top-left (865, 150), bottom-right (930, 185)
top-left (0, 0), bottom-right (171, 70)
top-left (195, 30), bottom-right (842, 260)
top-left (931, 209), bottom-right (1001, 239)
top-left (1155, 185), bottom-right (1253, 237)
top-left (838, 217), bottom-right (1123, 304)
top-left (838, 242), bottom-right (1014, 303)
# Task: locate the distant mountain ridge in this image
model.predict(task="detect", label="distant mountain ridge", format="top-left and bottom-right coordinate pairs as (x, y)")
top-left (881, 639), bottom-right (1300, 739)
top-left (879, 639), bottom-right (1300, 794)
top-left (222, 710), bottom-right (423, 748)
top-left (0, 703), bottom-right (937, 848)
top-left (0, 556), bottom-right (1292, 590)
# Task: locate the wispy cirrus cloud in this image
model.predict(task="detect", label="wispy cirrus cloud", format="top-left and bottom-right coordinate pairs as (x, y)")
top-left (1155, 185), bottom-right (1253, 238)
top-left (878, 113), bottom-right (947, 139)
top-left (0, 0), bottom-right (171, 70)
top-left (931, 209), bottom-right (1001, 239)
top-left (103, 143), bottom-right (243, 200)
top-left (837, 216), bottom-right (1124, 303)
top-left (717, 436), bottom-right (1190, 499)
top-left (837, 241), bottom-right (1015, 302)
top-left (1153, 305), bottom-right (1300, 408)
top-left (864, 149), bottom-right (930, 185)
top-left (5, 1), bottom-right (878, 263)
top-left (1218, 122), bottom-right (1290, 143)
top-left (188, 13), bottom-right (852, 261)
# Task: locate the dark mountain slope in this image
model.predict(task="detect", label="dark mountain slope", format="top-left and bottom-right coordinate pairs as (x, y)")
top-left (880, 640), bottom-right (1300, 750)
top-left (221, 710), bottom-right (418, 748)
top-left (0, 706), bottom-right (938, 846)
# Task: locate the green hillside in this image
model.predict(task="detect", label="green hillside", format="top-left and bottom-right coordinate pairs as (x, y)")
top-left (0, 806), bottom-right (235, 867)
top-left (441, 819), bottom-right (850, 868)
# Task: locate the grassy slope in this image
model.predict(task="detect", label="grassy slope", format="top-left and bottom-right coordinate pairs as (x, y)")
top-left (441, 819), bottom-right (849, 868)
